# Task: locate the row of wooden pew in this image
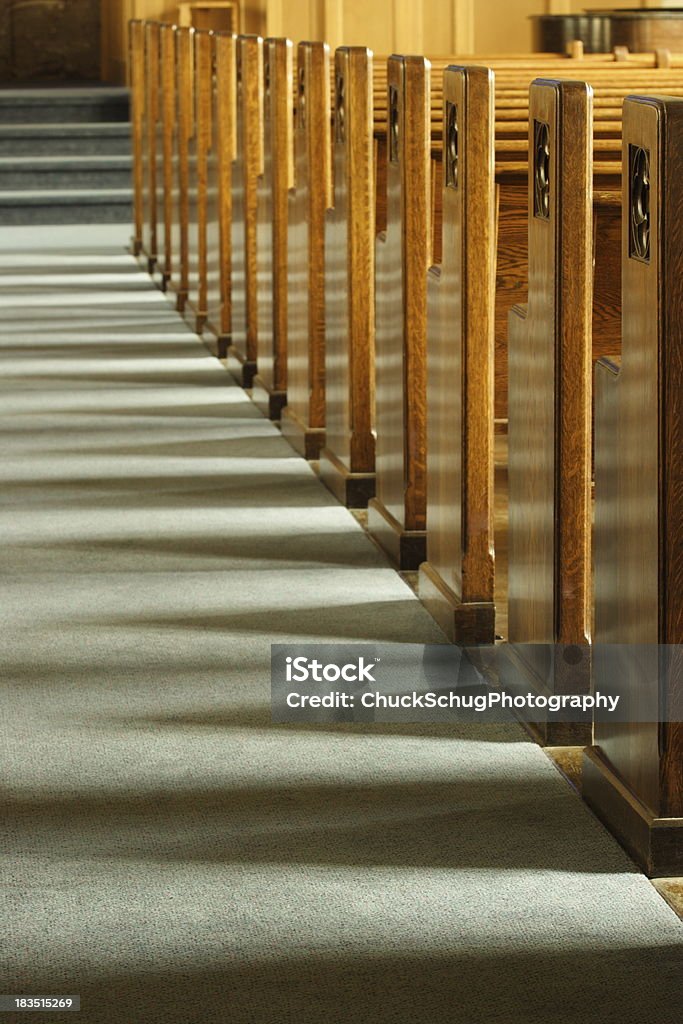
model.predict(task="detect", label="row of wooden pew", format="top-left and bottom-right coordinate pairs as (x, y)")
top-left (129, 23), bottom-right (683, 878)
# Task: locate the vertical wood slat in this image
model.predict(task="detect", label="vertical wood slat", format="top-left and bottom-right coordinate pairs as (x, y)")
top-left (129, 19), bottom-right (145, 257)
top-left (280, 41), bottom-right (332, 459)
top-left (206, 31), bottom-right (236, 351)
top-left (252, 37), bottom-right (294, 419)
top-left (157, 22), bottom-right (177, 289)
top-left (318, 46), bottom-right (376, 508)
top-left (226, 35), bottom-right (264, 387)
top-left (418, 65), bottom-right (496, 643)
top-left (504, 77), bottom-right (593, 745)
top-left (367, 55), bottom-right (430, 569)
top-left (141, 20), bottom-right (161, 270)
top-left (185, 28), bottom-right (214, 332)
top-left (169, 25), bottom-right (195, 312)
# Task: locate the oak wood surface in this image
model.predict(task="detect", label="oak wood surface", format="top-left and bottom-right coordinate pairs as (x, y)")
top-left (281, 41), bottom-right (331, 459)
top-left (418, 66), bottom-right (496, 643)
top-left (168, 26), bottom-right (194, 311)
top-left (586, 97), bottom-right (683, 874)
top-left (129, 21), bottom-right (145, 257)
top-left (205, 31), bottom-right (236, 347)
top-left (252, 37), bottom-right (293, 418)
top-left (227, 34), bottom-right (263, 386)
top-left (319, 46), bottom-right (376, 507)
top-left (141, 21), bottom-right (160, 270)
top-left (368, 55), bottom-right (429, 568)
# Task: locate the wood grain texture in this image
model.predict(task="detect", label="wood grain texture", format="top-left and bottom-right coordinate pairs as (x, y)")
top-left (129, 21), bottom-right (145, 257)
top-left (185, 29), bottom-right (213, 331)
top-left (169, 26), bottom-right (194, 311)
top-left (586, 97), bottom-right (683, 874)
top-left (368, 56), bottom-right (429, 568)
top-left (252, 37), bottom-right (293, 418)
top-left (505, 80), bottom-right (592, 745)
top-left (319, 46), bottom-right (376, 507)
top-left (418, 65), bottom-right (496, 643)
top-left (157, 24), bottom-right (177, 289)
top-left (281, 41), bottom-right (331, 458)
top-left (206, 32), bottom-right (236, 348)
top-left (227, 34), bottom-right (264, 386)
top-left (141, 21), bottom-right (161, 270)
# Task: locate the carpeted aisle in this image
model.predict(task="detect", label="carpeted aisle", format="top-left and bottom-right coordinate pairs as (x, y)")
top-left (0, 226), bottom-right (680, 1023)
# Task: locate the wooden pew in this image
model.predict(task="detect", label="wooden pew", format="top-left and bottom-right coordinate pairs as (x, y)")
top-left (319, 46), bottom-right (376, 507)
top-left (418, 66), bottom-right (496, 643)
top-left (504, 78), bottom-right (594, 745)
top-left (185, 29), bottom-right (213, 334)
top-left (168, 26), bottom-right (194, 313)
top-left (204, 31), bottom-right (236, 351)
top-left (155, 22), bottom-right (176, 291)
top-left (280, 41), bottom-right (332, 459)
top-left (317, 52), bottom-right (641, 514)
top-left (367, 55), bottom-right (430, 569)
top-left (225, 34), bottom-right (263, 379)
top-left (140, 20), bottom-right (160, 274)
top-left (584, 95), bottom-right (683, 877)
top-left (251, 37), bottom-right (294, 420)
top-left (129, 20), bottom-right (145, 259)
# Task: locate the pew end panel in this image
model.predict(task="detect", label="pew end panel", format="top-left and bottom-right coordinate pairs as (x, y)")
top-left (252, 37), bottom-right (294, 420)
top-left (184, 29), bottom-right (214, 335)
top-left (168, 25), bottom-right (194, 314)
top-left (226, 34), bottom-right (264, 382)
top-left (584, 96), bottom-right (683, 876)
top-left (505, 78), bottom-right (593, 745)
top-left (319, 46), bottom-right (376, 508)
top-left (141, 21), bottom-right (161, 274)
top-left (419, 65), bottom-right (496, 644)
top-left (205, 31), bottom-right (236, 354)
top-left (281, 41), bottom-right (332, 459)
top-left (367, 55), bottom-right (430, 569)
top-left (129, 20), bottom-right (145, 258)
top-left (156, 23), bottom-right (177, 292)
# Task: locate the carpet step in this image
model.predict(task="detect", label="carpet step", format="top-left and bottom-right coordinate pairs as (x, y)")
top-left (0, 123), bottom-right (132, 156)
top-left (0, 188), bottom-right (132, 225)
top-left (0, 87), bottom-right (130, 124)
top-left (0, 155), bottom-right (132, 189)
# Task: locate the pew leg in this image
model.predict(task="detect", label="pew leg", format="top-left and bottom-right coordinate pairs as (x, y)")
top-left (280, 406), bottom-right (325, 460)
top-left (318, 447), bottom-right (375, 509)
top-left (251, 376), bottom-right (287, 421)
top-left (418, 562), bottom-right (495, 645)
top-left (367, 499), bottom-right (427, 571)
top-left (216, 335), bottom-right (231, 360)
top-left (175, 292), bottom-right (187, 314)
top-left (131, 237), bottom-right (142, 257)
top-left (495, 644), bottom-right (593, 746)
top-left (224, 345), bottom-right (258, 389)
top-left (583, 747), bottom-right (683, 877)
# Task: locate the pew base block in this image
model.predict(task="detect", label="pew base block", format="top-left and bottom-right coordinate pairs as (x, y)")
top-left (497, 644), bottom-right (592, 746)
top-left (418, 562), bottom-right (495, 644)
top-left (583, 747), bottom-right (683, 877)
top-left (251, 376), bottom-right (287, 421)
top-left (225, 345), bottom-right (257, 389)
top-left (318, 447), bottom-right (375, 508)
top-left (216, 335), bottom-right (231, 360)
top-left (173, 291), bottom-right (187, 314)
top-left (280, 406), bottom-right (325, 460)
top-left (367, 499), bottom-right (426, 570)
top-left (201, 332), bottom-right (230, 361)
top-left (131, 237), bottom-right (142, 257)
